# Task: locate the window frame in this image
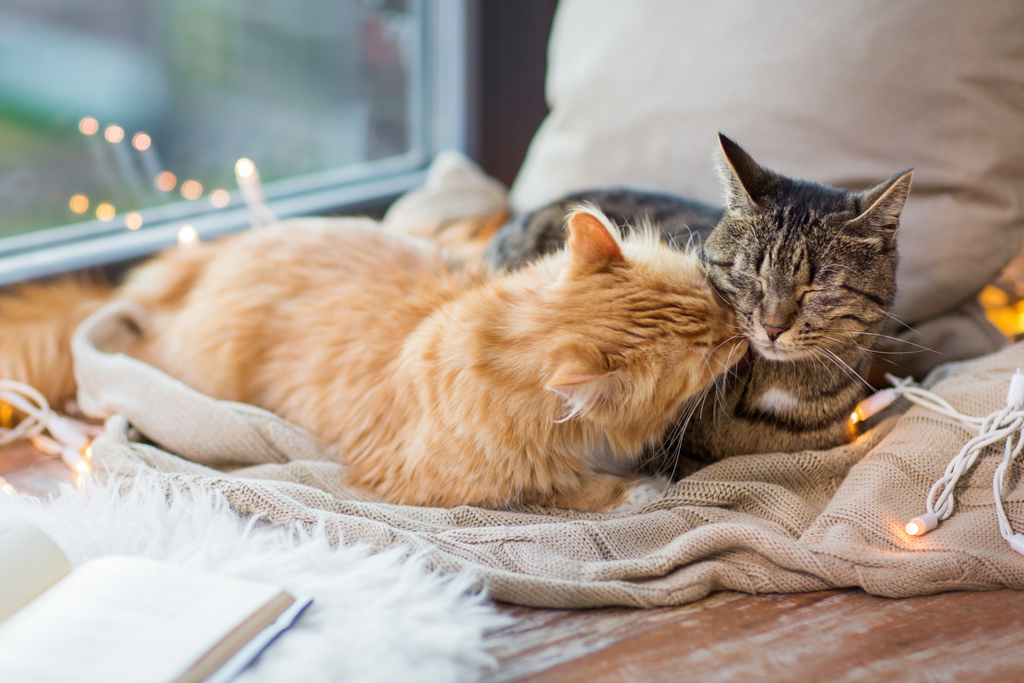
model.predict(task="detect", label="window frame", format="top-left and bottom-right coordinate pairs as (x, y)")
top-left (0, 0), bottom-right (473, 286)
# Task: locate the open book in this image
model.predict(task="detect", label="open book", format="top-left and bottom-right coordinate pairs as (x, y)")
top-left (0, 513), bottom-right (311, 683)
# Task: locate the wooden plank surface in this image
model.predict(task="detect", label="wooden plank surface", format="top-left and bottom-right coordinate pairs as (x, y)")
top-left (504, 588), bottom-right (1024, 683)
top-left (486, 592), bottom-right (746, 683)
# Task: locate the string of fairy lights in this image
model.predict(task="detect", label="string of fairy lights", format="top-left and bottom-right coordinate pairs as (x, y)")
top-left (68, 116), bottom-right (273, 247)
top-left (0, 381), bottom-right (101, 494)
top-left (853, 371), bottom-right (1024, 555)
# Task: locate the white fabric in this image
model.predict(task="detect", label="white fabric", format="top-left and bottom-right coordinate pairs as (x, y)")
top-left (0, 477), bottom-right (506, 683)
top-left (511, 0), bottom-right (1024, 324)
top-left (384, 151), bottom-right (508, 231)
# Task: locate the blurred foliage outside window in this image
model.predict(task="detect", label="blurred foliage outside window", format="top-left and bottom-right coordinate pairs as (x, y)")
top-left (0, 0), bottom-right (423, 238)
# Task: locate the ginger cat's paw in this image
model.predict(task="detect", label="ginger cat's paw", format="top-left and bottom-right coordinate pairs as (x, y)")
top-left (615, 476), bottom-right (671, 511)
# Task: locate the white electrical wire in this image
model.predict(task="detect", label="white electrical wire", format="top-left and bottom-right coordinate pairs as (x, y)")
top-left (0, 379), bottom-right (99, 472)
top-left (0, 379), bottom-right (55, 444)
top-left (855, 369), bottom-right (1024, 554)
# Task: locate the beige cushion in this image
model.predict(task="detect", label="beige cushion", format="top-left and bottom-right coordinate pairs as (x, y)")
top-left (511, 0), bottom-right (1024, 325)
top-left (381, 152), bottom-right (509, 263)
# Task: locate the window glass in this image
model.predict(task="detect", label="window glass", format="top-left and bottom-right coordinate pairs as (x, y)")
top-left (0, 0), bottom-right (425, 239)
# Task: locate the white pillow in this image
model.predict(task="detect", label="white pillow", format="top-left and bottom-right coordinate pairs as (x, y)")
top-left (510, 0), bottom-right (1024, 324)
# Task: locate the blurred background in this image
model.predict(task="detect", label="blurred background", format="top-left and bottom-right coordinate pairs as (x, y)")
top-left (0, 0), bottom-right (557, 280)
top-left (0, 0), bottom-right (424, 237)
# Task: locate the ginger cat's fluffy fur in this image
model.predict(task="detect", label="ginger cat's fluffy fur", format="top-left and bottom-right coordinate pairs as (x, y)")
top-left (1, 208), bottom-right (745, 510)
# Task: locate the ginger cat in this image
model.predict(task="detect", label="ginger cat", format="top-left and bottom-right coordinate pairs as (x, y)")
top-left (0, 208), bottom-right (745, 510)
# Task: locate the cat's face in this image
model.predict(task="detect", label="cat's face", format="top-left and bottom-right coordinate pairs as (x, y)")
top-left (541, 208), bottom-right (748, 452)
top-left (703, 135), bottom-right (911, 363)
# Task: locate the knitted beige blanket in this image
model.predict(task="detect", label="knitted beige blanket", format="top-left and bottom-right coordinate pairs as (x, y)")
top-left (72, 301), bottom-right (1024, 608)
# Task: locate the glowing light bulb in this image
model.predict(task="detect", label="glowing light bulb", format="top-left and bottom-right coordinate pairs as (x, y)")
top-left (69, 194), bottom-right (89, 214)
top-left (104, 125), bottom-right (124, 143)
top-left (84, 444), bottom-right (93, 460)
top-left (850, 411), bottom-right (859, 424)
top-left (125, 212), bottom-right (143, 230)
top-left (79, 117), bottom-right (99, 135)
top-left (979, 285), bottom-right (1010, 309)
top-left (853, 388), bottom-right (896, 424)
top-left (235, 158), bottom-right (255, 178)
top-left (155, 172), bottom-right (177, 192)
top-left (75, 460), bottom-right (89, 474)
top-left (234, 158), bottom-right (274, 227)
top-left (905, 513), bottom-right (938, 537)
top-left (132, 132), bottom-right (152, 151)
top-left (96, 203), bottom-right (115, 221)
top-left (209, 189), bottom-right (230, 208)
top-left (178, 225), bottom-right (197, 247)
top-left (181, 180), bottom-right (203, 200)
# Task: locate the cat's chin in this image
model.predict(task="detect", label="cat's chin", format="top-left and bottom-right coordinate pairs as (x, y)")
top-left (752, 344), bottom-right (815, 362)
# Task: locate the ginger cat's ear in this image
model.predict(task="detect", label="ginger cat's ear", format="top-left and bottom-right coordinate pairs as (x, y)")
top-left (561, 207), bottom-right (626, 279)
top-left (546, 357), bottom-right (621, 421)
top-left (547, 364), bottom-right (619, 421)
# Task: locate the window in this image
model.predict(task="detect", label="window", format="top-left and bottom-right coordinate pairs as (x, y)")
top-left (0, 0), bottom-right (469, 284)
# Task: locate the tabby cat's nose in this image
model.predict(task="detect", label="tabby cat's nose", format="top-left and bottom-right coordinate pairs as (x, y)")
top-left (762, 323), bottom-right (787, 341)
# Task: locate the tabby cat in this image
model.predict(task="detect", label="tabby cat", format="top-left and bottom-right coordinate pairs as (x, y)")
top-left (0, 209), bottom-right (745, 510)
top-left (486, 134), bottom-right (912, 475)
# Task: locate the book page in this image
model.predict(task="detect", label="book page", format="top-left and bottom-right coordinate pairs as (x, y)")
top-left (0, 513), bottom-right (71, 621)
top-left (0, 556), bottom-right (291, 683)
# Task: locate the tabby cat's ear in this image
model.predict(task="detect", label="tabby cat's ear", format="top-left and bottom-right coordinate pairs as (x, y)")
top-left (847, 170), bottom-right (913, 247)
top-left (715, 133), bottom-right (777, 214)
top-left (561, 207), bottom-right (626, 279)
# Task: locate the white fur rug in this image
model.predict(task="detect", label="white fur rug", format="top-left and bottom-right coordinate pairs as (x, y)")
top-left (0, 476), bottom-right (508, 683)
